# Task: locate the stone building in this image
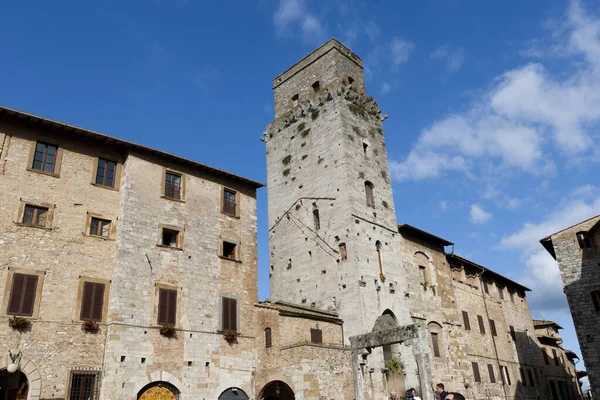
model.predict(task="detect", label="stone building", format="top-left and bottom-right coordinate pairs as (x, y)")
top-left (533, 320), bottom-right (585, 400)
top-left (0, 105), bottom-right (265, 400)
top-left (540, 215), bottom-right (600, 399)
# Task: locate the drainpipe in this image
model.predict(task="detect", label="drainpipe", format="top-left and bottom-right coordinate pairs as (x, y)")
top-left (479, 270), bottom-right (509, 400)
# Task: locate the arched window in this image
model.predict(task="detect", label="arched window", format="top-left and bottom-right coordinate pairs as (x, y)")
top-left (312, 81), bottom-right (321, 93)
top-left (265, 328), bottom-right (272, 348)
top-left (427, 322), bottom-right (443, 358)
top-left (364, 181), bottom-right (374, 208)
top-left (376, 241), bottom-right (383, 275)
top-left (415, 252), bottom-right (429, 285)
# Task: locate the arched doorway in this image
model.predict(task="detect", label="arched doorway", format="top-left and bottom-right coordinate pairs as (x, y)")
top-left (0, 370), bottom-right (28, 400)
top-left (219, 387), bottom-right (249, 400)
top-left (259, 380), bottom-right (294, 400)
top-left (137, 381), bottom-right (180, 400)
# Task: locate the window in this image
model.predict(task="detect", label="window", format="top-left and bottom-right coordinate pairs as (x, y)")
top-left (365, 181), bottom-right (375, 208)
top-left (488, 364), bottom-right (496, 383)
top-left (498, 286), bottom-right (504, 299)
top-left (527, 369), bottom-right (534, 387)
top-left (509, 325), bottom-right (516, 342)
top-left (552, 349), bottom-right (559, 366)
top-left (376, 240), bottom-right (383, 275)
top-left (161, 228), bottom-right (180, 248)
top-left (576, 231), bottom-right (593, 248)
top-left (7, 273), bottom-right (38, 316)
top-left (265, 328), bottom-right (272, 348)
top-left (291, 94), bottom-right (299, 107)
top-left (489, 319), bottom-right (497, 336)
top-left (32, 141), bottom-right (58, 173)
top-left (339, 243), bottom-right (347, 260)
top-left (483, 281), bottom-right (489, 294)
top-left (89, 217), bottom-right (111, 238)
top-left (348, 76), bottom-right (355, 84)
top-left (591, 290), bottom-right (600, 311)
top-left (363, 142), bottom-right (368, 155)
top-left (462, 311), bottom-right (471, 330)
top-left (157, 288), bottom-right (177, 325)
top-left (472, 362), bottom-right (481, 383)
top-left (221, 296), bottom-right (238, 332)
top-left (313, 209), bottom-right (320, 230)
top-left (164, 171), bottom-right (182, 200)
top-left (509, 290), bottom-right (515, 303)
top-left (477, 315), bottom-right (486, 334)
top-left (222, 188), bottom-right (238, 216)
top-left (80, 282), bottom-right (105, 322)
top-left (519, 368), bottom-right (527, 386)
top-left (431, 332), bottom-right (440, 357)
top-left (310, 328), bottom-right (322, 343)
top-left (543, 349), bottom-right (550, 365)
top-left (221, 240), bottom-right (237, 260)
top-left (419, 266), bottom-right (427, 284)
top-left (501, 366), bottom-right (512, 385)
top-left (95, 158), bottom-right (117, 187)
top-left (550, 381), bottom-right (558, 400)
top-left (312, 81), bottom-right (321, 93)
top-left (68, 370), bottom-right (100, 400)
top-left (22, 205), bottom-right (48, 227)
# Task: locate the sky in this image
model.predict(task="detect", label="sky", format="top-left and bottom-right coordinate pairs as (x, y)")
top-left (2, 0), bottom-right (599, 388)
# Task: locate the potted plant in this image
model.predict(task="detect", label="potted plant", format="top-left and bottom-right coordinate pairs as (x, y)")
top-left (81, 320), bottom-right (100, 333)
top-left (159, 324), bottom-right (176, 338)
top-left (8, 316), bottom-right (31, 331)
top-left (385, 358), bottom-right (404, 375)
top-left (224, 330), bottom-right (239, 342)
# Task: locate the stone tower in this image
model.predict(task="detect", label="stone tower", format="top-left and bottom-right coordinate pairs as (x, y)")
top-left (264, 39), bottom-right (412, 343)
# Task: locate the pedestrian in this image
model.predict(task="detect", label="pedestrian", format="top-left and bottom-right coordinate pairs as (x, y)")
top-left (389, 389), bottom-right (399, 400)
top-left (435, 383), bottom-right (448, 400)
top-left (405, 388), bottom-right (422, 400)
top-left (444, 393), bottom-right (465, 400)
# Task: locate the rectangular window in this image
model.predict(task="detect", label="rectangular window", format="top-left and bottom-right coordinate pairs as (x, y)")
top-left (477, 315), bottom-right (486, 334)
top-left (313, 209), bottom-right (320, 230)
top-left (339, 243), bottom-right (347, 260)
top-left (483, 281), bottom-right (489, 294)
top-left (157, 288), bottom-right (177, 325)
top-left (591, 290), bottom-right (600, 311)
top-left (510, 325), bottom-right (516, 342)
top-left (576, 231), bottom-right (593, 249)
top-left (80, 282), bottom-right (105, 322)
top-left (221, 296), bottom-right (238, 332)
top-left (488, 364), bottom-right (496, 383)
top-left (543, 349), bottom-right (550, 365)
top-left (419, 266), bottom-right (427, 284)
top-left (462, 311), bottom-right (471, 330)
top-left (68, 370), bottom-right (100, 400)
top-left (89, 217), bottom-right (111, 238)
top-left (550, 381), bottom-right (558, 400)
top-left (489, 319), bottom-right (497, 336)
top-left (527, 369), bottom-right (534, 387)
top-left (310, 328), bottom-right (322, 344)
top-left (498, 286), bottom-right (504, 299)
top-left (7, 273), bottom-right (38, 316)
top-left (222, 188), bottom-right (237, 216)
top-left (552, 349), bottom-right (559, 366)
top-left (22, 205), bottom-right (48, 227)
top-left (221, 240), bottom-right (237, 260)
top-left (472, 362), bottom-right (481, 383)
top-left (431, 332), bottom-right (440, 357)
top-left (32, 141), bottom-right (58, 173)
top-left (501, 366), bottom-right (512, 385)
top-left (161, 228), bottom-right (180, 248)
top-left (265, 328), bottom-right (272, 348)
top-left (95, 158), bottom-right (117, 187)
top-left (164, 171), bottom-right (182, 200)
top-left (520, 368), bottom-right (527, 386)
top-left (509, 290), bottom-right (515, 303)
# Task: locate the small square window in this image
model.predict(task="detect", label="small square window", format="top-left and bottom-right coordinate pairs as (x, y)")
top-left (164, 171), bottom-right (182, 200)
top-left (32, 141), bottom-right (58, 173)
top-left (162, 229), bottom-right (180, 248)
top-left (90, 217), bottom-right (111, 238)
top-left (23, 205), bottom-right (48, 226)
top-left (222, 188), bottom-right (238, 216)
top-left (95, 158), bottom-right (117, 188)
top-left (222, 241), bottom-right (237, 260)
top-left (310, 328), bottom-right (322, 344)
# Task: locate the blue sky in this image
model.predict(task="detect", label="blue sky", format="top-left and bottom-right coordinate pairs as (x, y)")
top-left (2, 0), bottom-right (599, 387)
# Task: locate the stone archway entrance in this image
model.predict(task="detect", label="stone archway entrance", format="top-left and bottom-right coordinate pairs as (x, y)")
top-left (219, 387), bottom-right (249, 400)
top-left (0, 370), bottom-right (28, 400)
top-left (137, 382), bottom-right (180, 400)
top-left (258, 381), bottom-right (294, 400)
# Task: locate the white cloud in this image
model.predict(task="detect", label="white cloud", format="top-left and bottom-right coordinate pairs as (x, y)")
top-left (273, 0), bottom-right (327, 45)
top-left (439, 200), bottom-right (448, 210)
top-left (390, 37), bottom-right (415, 66)
top-left (431, 45), bottom-right (465, 72)
top-left (379, 82), bottom-right (391, 95)
top-left (469, 204), bottom-right (492, 224)
top-left (391, 0), bottom-right (600, 182)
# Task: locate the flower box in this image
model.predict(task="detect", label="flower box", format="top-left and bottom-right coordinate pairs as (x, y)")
top-left (81, 321), bottom-right (100, 333)
top-left (159, 324), bottom-right (176, 338)
top-left (224, 330), bottom-right (239, 342)
top-left (9, 316), bottom-right (31, 331)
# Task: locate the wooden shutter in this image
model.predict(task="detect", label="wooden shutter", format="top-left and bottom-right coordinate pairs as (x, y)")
top-left (81, 282), bottom-right (105, 321)
top-left (488, 364), bottom-right (496, 383)
top-left (265, 328), bottom-right (272, 348)
top-left (158, 288), bottom-right (177, 325)
top-left (478, 315), bottom-right (486, 334)
top-left (310, 328), bottom-right (322, 343)
top-left (472, 362), bottom-right (481, 382)
top-left (489, 319), bottom-right (497, 336)
top-left (462, 311), bottom-right (471, 330)
top-left (222, 297), bottom-right (237, 331)
top-left (7, 274), bottom-right (38, 316)
top-left (431, 332), bottom-right (440, 357)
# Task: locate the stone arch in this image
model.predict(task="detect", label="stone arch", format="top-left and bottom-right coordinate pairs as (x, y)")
top-left (414, 251), bottom-right (431, 285)
top-left (0, 351), bottom-right (42, 400)
top-left (219, 387), bottom-right (249, 400)
top-left (134, 370), bottom-right (182, 397)
top-left (427, 321), bottom-right (444, 358)
top-left (137, 381), bottom-right (180, 400)
top-left (374, 310), bottom-right (400, 362)
top-left (258, 380), bottom-right (295, 400)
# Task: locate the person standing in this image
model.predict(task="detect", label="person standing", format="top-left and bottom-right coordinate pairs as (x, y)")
top-left (389, 390), bottom-right (399, 400)
top-left (435, 383), bottom-right (448, 400)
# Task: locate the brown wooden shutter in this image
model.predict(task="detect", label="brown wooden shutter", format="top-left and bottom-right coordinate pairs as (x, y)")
top-left (167, 290), bottom-right (177, 325)
top-left (7, 274), bottom-right (26, 315)
top-left (8, 274), bottom-right (38, 316)
top-left (92, 283), bottom-right (105, 321)
top-left (22, 275), bottom-right (38, 316)
top-left (431, 332), bottom-right (440, 357)
top-left (80, 282), bottom-right (94, 320)
top-left (265, 328), bottom-right (272, 348)
top-left (489, 319), bottom-right (497, 336)
top-left (310, 328), bottom-right (322, 343)
top-left (222, 297), bottom-right (230, 330)
top-left (488, 364), bottom-right (496, 383)
top-left (472, 362), bottom-right (481, 382)
top-left (229, 298), bottom-right (237, 331)
top-left (158, 289), bottom-right (170, 325)
top-left (462, 311), bottom-right (471, 330)
top-left (478, 315), bottom-right (486, 334)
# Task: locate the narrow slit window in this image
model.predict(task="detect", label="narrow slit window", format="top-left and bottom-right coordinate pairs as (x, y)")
top-left (483, 281), bottom-right (489, 294)
top-left (161, 228), bottom-right (180, 248)
top-left (291, 94), bottom-right (299, 107)
top-left (265, 328), bottom-right (272, 348)
top-left (488, 364), bottom-right (496, 383)
top-left (462, 311), bottom-right (471, 330)
top-left (497, 286), bottom-right (504, 299)
top-left (431, 332), bottom-right (440, 357)
top-left (339, 243), bottom-right (347, 260)
top-left (313, 209), bottom-right (320, 230)
top-left (23, 205), bottom-right (48, 227)
top-left (520, 368), bottom-right (527, 386)
top-left (527, 369), bottom-right (534, 387)
top-left (489, 319), bottom-right (497, 336)
top-left (164, 171), bottom-right (182, 200)
top-left (510, 325), bottom-right (516, 342)
top-left (90, 217), bottom-right (111, 238)
top-left (592, 290), bottom-right (600, 311)
top-left (419, 266), bottom-right (427, 284)
top-left (312, 81), bottom-right (321, 93)
top-left (543, 349), bottom-right (550, 365)
top-left (222, 241), bottom-right (237, 260)
top-left (365, 181), bottom-right (375, 208)
top-left (472, 362), bottom-right (481, 383)
top-left (95, 158), bottom-right (117, 187)
top-left (477, 315), bottom-right (486, 334)
top-left (376, 241), bottom-right (383, 276)
top-left (363, 142), bottom-right (368, 155)
top-left (576, 231), bottom-right (593, 248)
top-left (32, 141), bottom-right (58, 173)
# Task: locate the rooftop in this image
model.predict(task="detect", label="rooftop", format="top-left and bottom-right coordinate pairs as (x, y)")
top-left (256, 301), bottom-right (342, 324)
top-left (0, 106), bottom-right (264, 189)
top-left (540, 214), bottom-right (600, 259)
top-left (533, 319), bottom-right (564, 330)
top-left (446, 253), bottom-right (531, 292)
top-left (398, 224), bottom-right (454, 248)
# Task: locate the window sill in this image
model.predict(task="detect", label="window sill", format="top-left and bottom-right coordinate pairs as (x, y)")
top-left (161, 195), bottom-right (185, 203)
top-left (14, 222), bottom-right (52, 231)
top-left (26, 167), bottom-right (60, 178)
top-left (91, 182), bottom-right (119, 191)
top-left (157, 244), bottom-right (183, 251)
top-left (221, 211), bottom-right (240, 219)
top-left (87, 234), bottom-right (115, 241)
top-left (219, 256), bottom-right (242, 263)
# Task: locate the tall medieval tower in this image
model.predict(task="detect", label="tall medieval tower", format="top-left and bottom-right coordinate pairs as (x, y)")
top-left (264, 39), bottom-right (412, 343)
